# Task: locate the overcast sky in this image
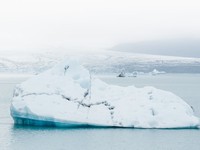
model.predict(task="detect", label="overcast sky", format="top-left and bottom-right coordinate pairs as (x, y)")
top-left (0, 0), bottom-right (200, 53)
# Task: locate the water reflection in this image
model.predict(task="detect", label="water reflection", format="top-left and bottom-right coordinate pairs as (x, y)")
top-left (9, 125), bottom-right (200, 150)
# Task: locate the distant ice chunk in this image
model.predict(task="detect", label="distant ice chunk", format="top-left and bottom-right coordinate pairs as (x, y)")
top-left (151, 69), bottom-right (166, 76)
top-left (117, 71), bottom-right (126, 77)
top-left (10, 58), bottom-right (199, 128)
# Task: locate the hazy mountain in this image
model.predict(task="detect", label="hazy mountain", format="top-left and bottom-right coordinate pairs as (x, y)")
top-left (111, 39), bottom-right (200, 58)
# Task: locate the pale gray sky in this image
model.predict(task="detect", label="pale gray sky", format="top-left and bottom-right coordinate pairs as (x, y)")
top-left (0, 0), bottom-right (200, 53)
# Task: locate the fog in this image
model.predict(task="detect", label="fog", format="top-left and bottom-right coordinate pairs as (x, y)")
top-left (0, 0), bottom-right (200, 55)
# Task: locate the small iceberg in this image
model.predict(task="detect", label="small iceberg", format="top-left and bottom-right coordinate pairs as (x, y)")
top-left (10, 58), bottom-right (199, 128)
top-left (130, 71), bottom-right (138, 77)
top-left (151, 69), bottom-right (166, 76)
top-left (117, 71), bottom-right (126, 77)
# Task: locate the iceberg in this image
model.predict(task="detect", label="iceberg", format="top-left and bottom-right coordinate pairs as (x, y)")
top-left (151, 69), bottom-right (166, 76)
top-left (10, 58), bottom-right (199, 128)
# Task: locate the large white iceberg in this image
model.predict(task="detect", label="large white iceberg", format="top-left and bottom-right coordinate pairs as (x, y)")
top-left (10, 59), bottom-right (199, 128)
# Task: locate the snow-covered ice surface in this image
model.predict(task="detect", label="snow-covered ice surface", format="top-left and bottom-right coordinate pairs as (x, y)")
top-left (10, 59), bottom-right (200, 128)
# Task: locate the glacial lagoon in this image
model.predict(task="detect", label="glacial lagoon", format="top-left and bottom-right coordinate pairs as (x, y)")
top-left (0, 74), bottom-right (200, 150)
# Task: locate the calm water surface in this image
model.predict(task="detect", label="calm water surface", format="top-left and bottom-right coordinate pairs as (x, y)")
top-left (0, 74), bottom-right (200, 150)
